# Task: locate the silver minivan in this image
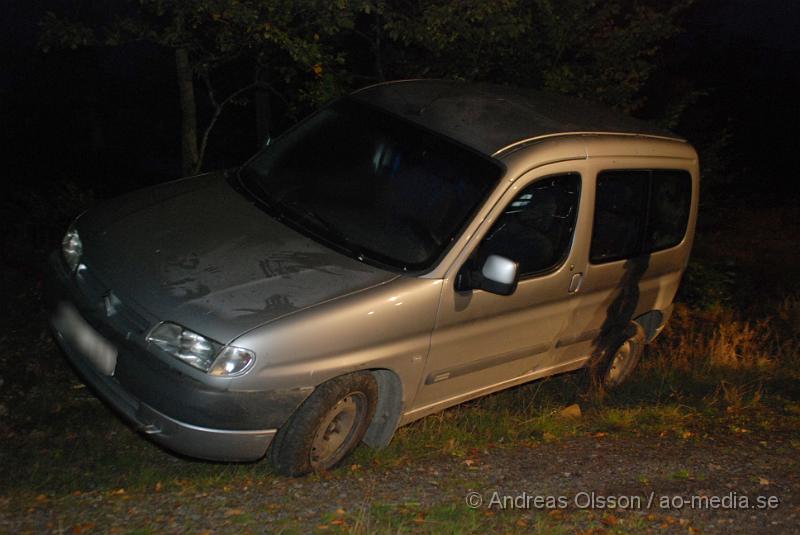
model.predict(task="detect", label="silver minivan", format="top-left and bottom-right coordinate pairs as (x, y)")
top-left (49, 80), bottom-right (698, 475)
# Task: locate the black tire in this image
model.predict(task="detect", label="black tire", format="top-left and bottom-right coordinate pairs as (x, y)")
top-left (270, 371), bottom-right (378, 476)
top-left (594, 322), bottom-right (646, 390)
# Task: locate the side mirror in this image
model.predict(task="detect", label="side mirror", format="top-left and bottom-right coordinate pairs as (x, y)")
top-left (480, 254), bottom-right (519, 295)
top-left (456, 254), bottom-right (519, 296)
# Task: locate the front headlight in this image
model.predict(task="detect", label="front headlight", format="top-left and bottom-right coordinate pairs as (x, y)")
top-left (146, 322), bottom-right (256, 376)
top-left (61, 225), bottom-right (83, 272)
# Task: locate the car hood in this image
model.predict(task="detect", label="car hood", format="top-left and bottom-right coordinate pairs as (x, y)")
top-left (77, 171), bottom-right (398, 343)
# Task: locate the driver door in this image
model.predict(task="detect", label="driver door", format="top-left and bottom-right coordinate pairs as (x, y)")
top-left (411, 164), bottom-right (589, 414)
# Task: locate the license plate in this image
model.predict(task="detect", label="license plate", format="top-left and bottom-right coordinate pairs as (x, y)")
top-left (53, 302), bottom-right (118, 375)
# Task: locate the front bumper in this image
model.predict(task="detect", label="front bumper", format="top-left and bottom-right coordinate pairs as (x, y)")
top-left (50, 325), bottom-right (276, 461)
top-left (46, 252), bottom-right (308, 461)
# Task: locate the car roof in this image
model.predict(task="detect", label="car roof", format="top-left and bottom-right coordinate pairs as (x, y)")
top-left (351, 79), bottom-right (683, 157)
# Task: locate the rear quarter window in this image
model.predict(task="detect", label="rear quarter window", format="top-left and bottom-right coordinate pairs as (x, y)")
top-left (644, 170), bottom-right (692, 251)
top-left (590, 169), bottom-right (692, 264)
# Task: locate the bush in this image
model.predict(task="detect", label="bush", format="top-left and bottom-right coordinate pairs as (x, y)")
top-left (677, 258), bottom-right (735, 309)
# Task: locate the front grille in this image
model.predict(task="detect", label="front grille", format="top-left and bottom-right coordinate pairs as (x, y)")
top-left (104, 290), bottom-right (150, 334)
top-left (75, 264), bottom-right (107, 303)
top-left (75, 265), bottom-right (150, 335)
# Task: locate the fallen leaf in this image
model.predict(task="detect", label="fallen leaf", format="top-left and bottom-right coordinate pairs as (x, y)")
top-left (559, 404), bottom-right (582, 419)
top-left (759, 477), bottom-right (770, 486)
top-left (224, 508), bottom-right (244, 517)
top-left (464, 459), bottom-right (476, 467)
top-left (155, 481), bottom-right (162, 492)
top-left (601, 514), bottom-right (618, 527)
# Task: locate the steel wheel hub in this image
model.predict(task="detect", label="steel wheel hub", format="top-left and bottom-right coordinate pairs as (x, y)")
top-left (310, 393), bottom-right (365, 468)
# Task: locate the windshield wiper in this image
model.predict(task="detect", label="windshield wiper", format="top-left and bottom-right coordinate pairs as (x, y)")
top-left (235, 168), bottom-right (284, 216)
top-left (278, 199), bottom-right (370, 263)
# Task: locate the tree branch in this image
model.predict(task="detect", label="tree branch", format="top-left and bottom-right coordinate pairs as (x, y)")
top-left (194, 78), bottom-right (282, 174)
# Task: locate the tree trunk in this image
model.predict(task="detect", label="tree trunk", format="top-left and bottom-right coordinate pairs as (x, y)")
top-left (175, 45), bottom-right (199, 176)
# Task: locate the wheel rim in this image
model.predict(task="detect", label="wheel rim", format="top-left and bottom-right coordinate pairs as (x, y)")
top-left (310, 392), bottom-right (366, 469)
top-left (605, 340), bottom-right (633, 386)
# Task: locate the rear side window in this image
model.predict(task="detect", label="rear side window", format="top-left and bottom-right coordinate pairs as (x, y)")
top-left (590, 171), bottom-right (649, 263)
top-left (590, 169), bottom-right (691, 264)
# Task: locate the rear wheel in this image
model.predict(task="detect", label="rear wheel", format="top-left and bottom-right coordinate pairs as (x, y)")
top-left (598, 322), bottom-right (646, 389)
top-left (270, 372), bottom-right (378, 476)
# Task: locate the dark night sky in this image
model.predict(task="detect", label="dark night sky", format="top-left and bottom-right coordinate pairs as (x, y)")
top-left (2, 0), bottom-right (799, 199)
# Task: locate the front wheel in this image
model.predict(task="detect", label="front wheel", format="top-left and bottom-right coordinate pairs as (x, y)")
top-left (270, 372), bottom-right (378, 476)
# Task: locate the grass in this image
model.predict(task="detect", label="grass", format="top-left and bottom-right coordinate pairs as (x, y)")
top-left (3, 269), bottom-right (799, 496)
top-left (341, 248), bottom-right (800, 483)
top-left (1, 203), bottom-right (799, 533)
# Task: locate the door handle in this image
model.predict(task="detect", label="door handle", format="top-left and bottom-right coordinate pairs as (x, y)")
top-left (568, 272), bottom-right (584, 293)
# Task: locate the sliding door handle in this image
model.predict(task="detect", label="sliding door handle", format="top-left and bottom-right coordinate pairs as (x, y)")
top-left (568, 272), bottom-right (584, 293)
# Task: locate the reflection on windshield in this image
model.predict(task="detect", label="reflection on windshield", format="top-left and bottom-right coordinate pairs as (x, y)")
top-left (241, 98), bottom-right (502, 271)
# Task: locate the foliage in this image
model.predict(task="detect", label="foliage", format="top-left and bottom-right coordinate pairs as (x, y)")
top-left (39, 0), bottom-right (357, 93)
top-left (39, 0), bottom-right (368, 173)
top-left (678, 258), bottom-right (736, 310)
top-left (382, 0), bottom-right (693, 112)
top-left (39, 0), bottom-right (694, 172)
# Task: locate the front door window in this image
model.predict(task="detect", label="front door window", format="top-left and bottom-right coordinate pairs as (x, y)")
top-left (472, 173), bottom-right (581, 278)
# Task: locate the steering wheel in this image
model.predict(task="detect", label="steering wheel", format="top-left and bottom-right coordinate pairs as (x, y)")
top-left (400, 216), bottom-right (443, 250)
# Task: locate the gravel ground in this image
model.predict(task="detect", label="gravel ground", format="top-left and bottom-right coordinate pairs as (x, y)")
top-left (2, 427), bottom-right (797, 534)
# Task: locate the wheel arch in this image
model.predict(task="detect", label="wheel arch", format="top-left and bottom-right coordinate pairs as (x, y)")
top-left (362, 368), bottom-right (404, 449)
top-left (634, 305), bottom-right (673, 343)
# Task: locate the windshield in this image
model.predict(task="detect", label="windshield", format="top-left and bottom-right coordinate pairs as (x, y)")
top-left (240, 98), bottom-right (502, 272)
